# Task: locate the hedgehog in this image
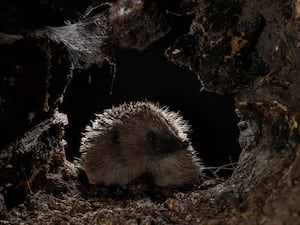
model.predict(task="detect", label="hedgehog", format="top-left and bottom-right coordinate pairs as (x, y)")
top-left (80, 101), bottom-right (203, 188)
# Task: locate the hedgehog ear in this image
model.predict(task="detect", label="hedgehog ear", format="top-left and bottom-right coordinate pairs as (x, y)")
top-left (111, 129), bottom-right (120, 144)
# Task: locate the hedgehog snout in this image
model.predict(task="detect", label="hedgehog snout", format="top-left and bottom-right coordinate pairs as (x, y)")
top-left (160, 138), bottom-right (189, 154)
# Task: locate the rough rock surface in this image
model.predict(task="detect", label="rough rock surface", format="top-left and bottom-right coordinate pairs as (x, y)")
top-left (0, 0), bottom-right (300, 224)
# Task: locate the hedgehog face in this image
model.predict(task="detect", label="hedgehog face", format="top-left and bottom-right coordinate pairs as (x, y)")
top-left (115, 112), bottom-right (190, 159)
top-left (144, 130), bottom-right (189, 155)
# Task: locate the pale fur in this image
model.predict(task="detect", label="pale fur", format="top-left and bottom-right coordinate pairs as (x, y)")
top-left (80, 101), bottom-right (203, 188)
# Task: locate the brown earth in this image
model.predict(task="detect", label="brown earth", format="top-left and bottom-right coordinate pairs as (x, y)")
top-left (1, 0), bottom-right (300, 224)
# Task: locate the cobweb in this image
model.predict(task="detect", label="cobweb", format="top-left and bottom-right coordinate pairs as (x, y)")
top-left (41, 15), bottom-right (111, 69)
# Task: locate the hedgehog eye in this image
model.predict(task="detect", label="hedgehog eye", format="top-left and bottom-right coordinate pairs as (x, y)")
top-left (146, 131), bottom-right (156, 144)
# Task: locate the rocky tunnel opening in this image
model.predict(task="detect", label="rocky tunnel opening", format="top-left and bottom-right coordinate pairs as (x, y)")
top-left (2, 0), bottom-right (300, 223)
top-left (61, 15), bottom-right (241, 179)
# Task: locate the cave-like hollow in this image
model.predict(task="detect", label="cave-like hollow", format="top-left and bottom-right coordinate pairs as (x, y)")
top-left (61, 23), bottom-right (241, 179)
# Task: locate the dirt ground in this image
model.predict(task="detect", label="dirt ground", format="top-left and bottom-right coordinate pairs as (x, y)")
top-left (2, 160), bottom-right (226, 225)
top-left (2, 144), bottom-right (300, 225)
top-left (1, 0), bottom-right (300, 224)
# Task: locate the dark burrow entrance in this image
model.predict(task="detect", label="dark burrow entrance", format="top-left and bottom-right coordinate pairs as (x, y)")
top-left (60, 15), bottom-right (241, 179)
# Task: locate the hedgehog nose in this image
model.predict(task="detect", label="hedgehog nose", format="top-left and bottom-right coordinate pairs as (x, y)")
top-left (180, 141), bottom-right (189, 149)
